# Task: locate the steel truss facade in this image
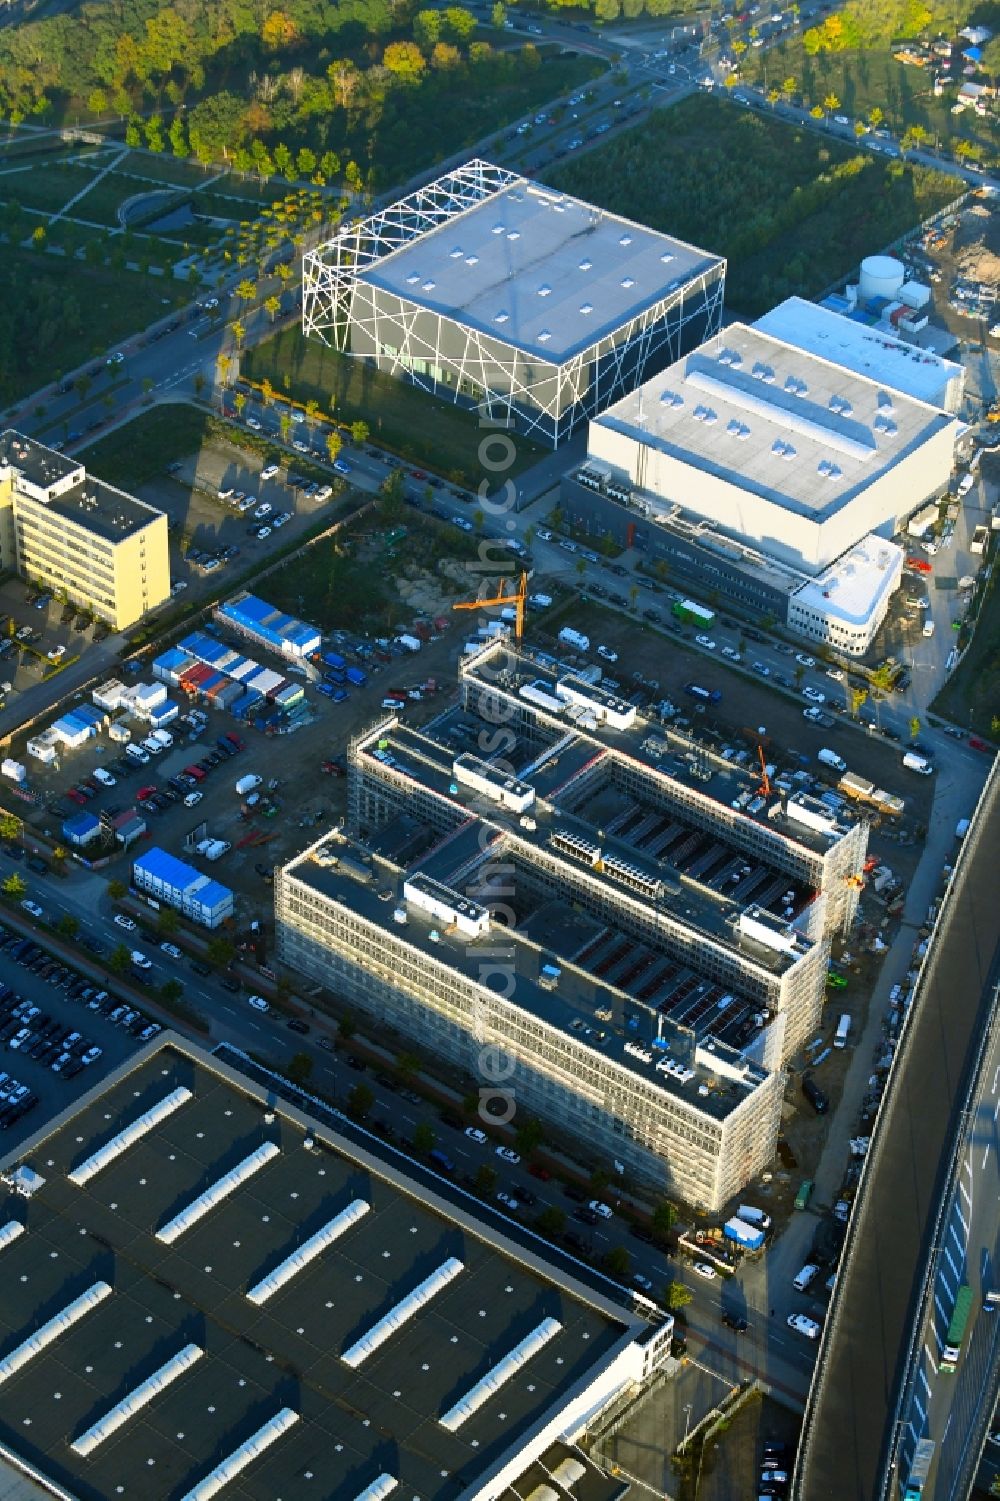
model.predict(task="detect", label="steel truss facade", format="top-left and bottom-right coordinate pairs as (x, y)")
top-left (302, 160), bottom-right (726, 449)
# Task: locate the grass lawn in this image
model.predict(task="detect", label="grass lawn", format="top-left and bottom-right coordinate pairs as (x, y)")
top-left (0, 250), bottom-right (190, 407)
top-left (0, 161), bottom-right (107, 215)
top-left (929, 557), bottom-right (1000, 739)
top-left (196, 174), bottom-right (298, 206)
top-left (545, 93), bottom-right (960, 314)
top-left (742, 42), bottom-right (991, 158)
top-left (111, 155), bottom-right (214, 189)
top-left (242, 327), bottom-right (545, 484)
top-left (78, 404), bottom-right (216, 487)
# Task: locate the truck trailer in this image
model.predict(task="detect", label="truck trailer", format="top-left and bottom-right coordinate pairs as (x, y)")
top-left (902, 1438), bottom-right (935, 1501)
top-left (939, 1283), bottom-right (973, 1371)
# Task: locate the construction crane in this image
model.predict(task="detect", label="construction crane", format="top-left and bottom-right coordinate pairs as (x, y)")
top-left (452, 571), bottom-right (528, 641)
top-left (756, 744), bottom-right (771, 800)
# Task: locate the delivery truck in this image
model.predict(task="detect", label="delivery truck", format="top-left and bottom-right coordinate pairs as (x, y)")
top-left (235, 773), bottom-right (262, 795)
top-left (558, 627), bottom-right (590, 652)
top-left (672, 598), bottom-right (716, 628)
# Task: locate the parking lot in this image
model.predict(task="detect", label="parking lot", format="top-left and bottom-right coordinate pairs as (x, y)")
top-left (0, 932), bottom-right (161, 1147)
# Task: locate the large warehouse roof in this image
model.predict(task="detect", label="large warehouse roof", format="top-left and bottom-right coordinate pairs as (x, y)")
top-left (594, 323), bottom-right (956, 519)
top-left (0, 1042), bottom-right (638, 1501)
top-left (361, 180), bottom-right (721, 363)
top-left (754, 297), bottom-right (962, 409)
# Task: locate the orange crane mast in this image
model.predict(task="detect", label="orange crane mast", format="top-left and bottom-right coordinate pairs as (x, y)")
top-left (452, 571), bottom-right (528, 640)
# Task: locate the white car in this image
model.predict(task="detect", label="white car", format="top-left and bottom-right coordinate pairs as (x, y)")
top-left (260, 463), bottom-right (280, 481)
top-left (752, 661), bottom-right (770, 678)
top-left (47, 645), bottom-right (65, 661)
top-left (293, 440), bottom-right (309, 453)
top-left (802, 686), bottom-right (826, 703)
top-left (218, 486), bottom-right (234, 500)
top-left (957, 473), bottom-right (975, 496)
top-left (183, 791), bottom-right (203, 807)
top-left (106, 351), bottom-right (125, 366)
top-left (81, 1046), bottom-right (103, 1065)
top-left (246, 416), bottom-right (262, 431)
top-left (495, 1145), bottom-right (520, 1164)
top-left (795, 653), bottom-right (816, 668)
top-left (247, 995), bottom-right (269, 1012)
top-left (171, 581), bottom-right (188, 594)
top-left (496, 1192), bottom-right (519, 1211)
top-left (290, 410), bottom-right (306, 424)
top-left (131, 950), bottom-right (152, 970)
top-left (787, 1313), bottom-right (821, 1339)
top-left (588, 1200), bottom-right (613, 1220)
top-left (254, 502), bottom-right (272, 519)
top-left (825, 667), bottom-right (846, 682)
top-left (256, 527), bottom-right (272, 541)
top-left (692, 1261), bottom-right (717, 1280)
top-left (536, 528), bottom-right (554, 541)
top-left (803, 706), bottom-right (825, 723)
top-left (465, 1126), bottom-right (487, 1145)
top-left (19, 900), bottom-right (43, 919)
top-left (695, 635), bottom-right (716, 650)
top-left (596, 645), bottom-right (618, 662)
top-left (160, 942), bottom-right (182, 959)
top-left (93, 768), bottom-right (116, 787)
top-left (114, 913), bottom-right (136, 932)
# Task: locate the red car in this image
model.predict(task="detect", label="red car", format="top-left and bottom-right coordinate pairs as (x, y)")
top-left (968, 735), bottom-right (991, 752)
top-left (66, 788), bottom-right (86, 806)
top-left (527, 1163), bottom-right (551, 1181)
top-left (906, 557), bottom-right (933, 574)
top-left (184, 764), bottom-right (206, 781)
top-left (137, 784), bottom-right (157, 801)
top-left (225, 733), bottom-right (244, 751)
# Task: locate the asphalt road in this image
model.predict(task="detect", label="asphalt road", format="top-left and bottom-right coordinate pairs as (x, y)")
top-left (794, 762), bottom-right (1000, 1501)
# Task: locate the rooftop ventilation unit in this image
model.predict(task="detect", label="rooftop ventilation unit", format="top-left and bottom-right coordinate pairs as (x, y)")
top-left (155, 1141), bottom-right (280, 1245)
top-left (538, 330), bottom-right (552, 344)
top-left (68, 1086), bottom-right (192, 1186)
top-left (619, 234), bottom-right (632, 246)
top-left (246, 1200), bottom-right (370, 1305)
top-left (439, 1318), bottom-right (562, 1431)
top-left (580, 303), bottom-right (594, 314)
top-left (829, 395), bottom-right (853, 416)
top-left (449, 248), bottom-right (463, 259)
top-left (537, 285), bottom-right (552, 297)
top-left (406, 274), bottom-right (420, 285)
top-left (772, 439), bottom-right (796, 459)
top-left (659, 391), bottom-right (684, 408)
top-left (341, 1258), bottom-right (464, 1368)
top-left (0, 1282), bottom-right (112, 1386)
top-left (507, 230), bottom-right (520, 240)
top-left (579, 258), bottom-right (593, 271)
top-left (354, 1477), bottom-right (399, 1501)
top-left (71, 1344), bottom-right (204, 1457)
top-left (621, 276), bottom-right (636, 289)
top-left (0, 1221), bottom-right (25, 1254)
top-left (495, 312), bottom-right (509, 324)
top-left (422, 280), bottom-right (436, 292)
top-left (492, 224), bottom-right (505, 236)
top-left (180, 1408), bottom-right (300, 1501)
top-left (784, 376), bottom-right (808, 396)
top-left (465, 255), bottom-right (479, 266)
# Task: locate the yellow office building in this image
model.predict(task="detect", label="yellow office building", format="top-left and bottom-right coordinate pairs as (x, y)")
top-left (0, 431), bottom-right (170, 631)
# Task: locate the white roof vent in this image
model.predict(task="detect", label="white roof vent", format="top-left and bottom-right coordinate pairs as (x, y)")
top-left (537, 285), bottom-right (552, 297)
top-left (659, 390), bottom-right (684, 408)
top-left (619, 234), bottom-right (632, 246)
top-left (579, 258), bottom-right (593, 271)
top-left (449, 248), bottom-right (463, 259)
top-left (507, 230), bottom-right (520, 241)
top-left (580, 303), bottom-right (593, 314)
top-left (495, 311), bottom-right (509, 324)
top-left (660, 252), bottom-right (674, 264)
top-left (492, 224), bottom-right (505, 236)
top-left (772, 439), bottom-right (796, 459)
top-left (537, 330), bottom-right (552, 343)
top-left (406, 274), bottom-right (420, 286)
top-left (621, 276), bottom-right (636, 289)
top-left (422, 280), bottom-right (435, 292)
top-left (829, 395), bottom-right (853, 416)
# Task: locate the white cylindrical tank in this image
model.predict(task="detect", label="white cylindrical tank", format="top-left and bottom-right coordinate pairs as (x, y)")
top-left (859, 254), bottom-right (905, 301)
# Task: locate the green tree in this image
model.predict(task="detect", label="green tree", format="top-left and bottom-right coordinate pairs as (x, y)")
top-left (264, 294), bottom-right (281, 323)
top-left (515, 1116), bottom-right (543, 1156)
top-left (413, 1119), bottom-right (436, 1154)
top-left (279, 413), bottom-right (292, 445)
top-left (909, 716), bottom-right (921, 740)
top-left (233, 391), bottom-right (247, 419)
top-left (87, 88), bottom-right (108, 117)
top-left (664, 1279), bottom-right (693, 1311)
top-left (347, 1082), bottom-right (374, 1119)
top-left (474, 1163), bottom-right (497, 1194)
top-left (160, 977), bottom-right (184, 1004)
top-left (0, 814), bottom-right (21, 842)
top-left (157, 907), bottom-right (179, 936)
top-left (536, 1205), bottom-right (566, 1237)
top-left (288, 1051), bottom-right (313, 1085)
top-left (2, 872), bottom-right (26, 900)
top-left (603, 1246), bottom-right (631, 1279)
top-left (168, 116), bottom-right (188, 157)
top-left (296, 147), bottom-right (317, 180)
top-left (325, 429), bottom-right (343, 466)
top-left (207, 936), bottom-right (234, 966)
top-left (236, 277), bottom-right (256, 308)
top-left (56, 913), bottom-right (80, 940)
top-left (491, 1), bottom-right (506, 25)
top-left (109, 941), bottom-right (131, 973)
top-left (350, 420), bottom-right (369, 445)
top-left (379, 468), bottom-right (404, 522)
top-left (107, 879), bottom-right (127, 901)
top-left (230, 319), bottom-right (246, 350)
top-left (652, 1200), bottom-right (677, 1239)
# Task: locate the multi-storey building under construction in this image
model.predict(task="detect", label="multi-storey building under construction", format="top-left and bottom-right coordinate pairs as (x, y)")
top-left (276, 639), bottom-right (867, 1211)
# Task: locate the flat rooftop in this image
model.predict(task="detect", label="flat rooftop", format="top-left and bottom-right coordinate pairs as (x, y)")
top-left (361, 177), bottom-right (722, 364)
top-left (0, 1041), bottom-right (638, 1501)
top-left (1, 431), bottom-right (162, 544)
top-left (593, 323), bottom-right (956, 520)
top-left (291, 834), bottom-right (772, 1124)
top-left (755, 296), bottom-right (962, 407)
top-left (791, 532), bottom-right (904, 627)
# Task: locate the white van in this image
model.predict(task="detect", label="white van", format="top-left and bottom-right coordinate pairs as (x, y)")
top-left (922, 620), bottom-right (935, 638)
top-left (92, 767), bottom-right (116, 787)
top-left (793, 1263), bottom-right (820, 1292)
top-left (738, 1204), bottom-right (772, 1229)
top-left (834, 1013), bottom-right (851, 1049)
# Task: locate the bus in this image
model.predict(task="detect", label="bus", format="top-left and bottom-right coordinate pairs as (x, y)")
top-left (902, 1438), bottom-right (935, 1500)
top-left (939, 1283), bottom-right (973, 1372)
top-left (684, 682), bottom-right (722, 704)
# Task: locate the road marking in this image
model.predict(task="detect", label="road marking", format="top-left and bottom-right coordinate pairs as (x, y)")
top-left (961, 1179), bottom-right (973, 1210)
top-left (918, 1367), bottom-right (932, 1399)
top-left (938, 1268), bottom-right (954, 1302)
top-left (923, 1341), bottom-right (936, 1368)
top-left (984, 1140), bottom-right (993, 1170)
top-left (944, 1246), bottom-right (962, 1282)
top-left (913, 1395), bottom-right (926, 1422)
top-left (955, 1201), bottom-right (969, 1234)
top-left (949, 1221), bottom-right (966, 1256)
